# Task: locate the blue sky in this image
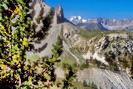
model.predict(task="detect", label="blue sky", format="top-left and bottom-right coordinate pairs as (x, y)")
top-left (45, 0), bottom-right (133, 19)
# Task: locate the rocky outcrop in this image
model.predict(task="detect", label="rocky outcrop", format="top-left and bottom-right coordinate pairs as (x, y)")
top-left (27, 0), bottom-right (78, 58)
top-left (56, 4), bottom-right (64, 19)
top-left (70, 32), bottom-right (133, 77)
top-left (77, 68), bottom-right (133, 89)
top-left (71, 33), bottom-right (133, 65)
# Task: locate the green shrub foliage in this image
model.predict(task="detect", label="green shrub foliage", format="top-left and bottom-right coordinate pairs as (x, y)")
top-left (0, 0), bottom-right (75, 89)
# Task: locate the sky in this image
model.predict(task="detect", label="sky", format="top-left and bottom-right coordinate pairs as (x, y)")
top-left (45, 0), bottom-right (133, 19)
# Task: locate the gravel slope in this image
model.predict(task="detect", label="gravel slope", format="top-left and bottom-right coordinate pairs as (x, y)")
top-left (77, 68), bottom-right (133, 89)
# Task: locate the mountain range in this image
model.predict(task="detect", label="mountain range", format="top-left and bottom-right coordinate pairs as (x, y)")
top-left (70, 16), bottom-right (133, 31)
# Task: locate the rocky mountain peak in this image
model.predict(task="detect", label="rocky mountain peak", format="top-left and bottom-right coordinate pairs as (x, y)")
top-left (56, 4), bottom-right (64, 18)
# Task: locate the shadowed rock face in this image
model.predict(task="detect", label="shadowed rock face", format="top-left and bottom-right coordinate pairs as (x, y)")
top-left (77, 68), bottom-right (133, 89)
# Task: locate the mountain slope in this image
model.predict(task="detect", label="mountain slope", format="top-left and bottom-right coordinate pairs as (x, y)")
top-left (27, 1), bottom-right (133, 89)
top-left (77, 68), bottom-right (133, 89)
